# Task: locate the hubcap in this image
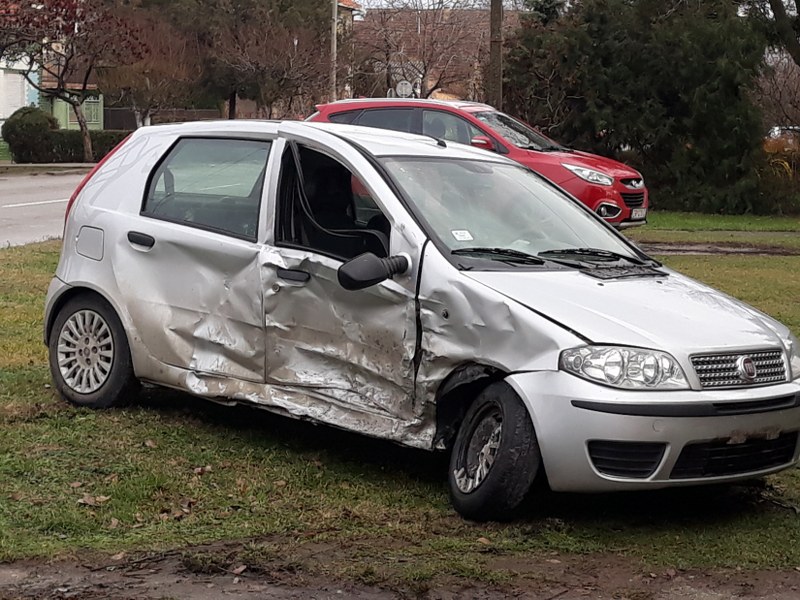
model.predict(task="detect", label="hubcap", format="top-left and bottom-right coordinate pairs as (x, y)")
top-left (454, 408), bottom-right (503, 494)
top-left (57, 309), bottom-right (114, 394)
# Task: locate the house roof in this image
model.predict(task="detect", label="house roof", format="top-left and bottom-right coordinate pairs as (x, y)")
top-left (338, 0), bottom-right (362, 11)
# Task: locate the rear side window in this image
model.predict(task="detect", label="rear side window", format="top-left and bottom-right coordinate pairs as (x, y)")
top-left (355, 108), bottom-right (413, 133)
top-left (328, 111), bottom-right (360, 124)
top-left (143, 138), bottom-right (271, 241)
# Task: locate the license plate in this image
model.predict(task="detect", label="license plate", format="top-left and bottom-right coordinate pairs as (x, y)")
top-left (631, 208), bottom-right (647, 220)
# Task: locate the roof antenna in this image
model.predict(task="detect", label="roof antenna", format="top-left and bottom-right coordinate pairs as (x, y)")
top-left (427, 136), bottom-right (446, 148)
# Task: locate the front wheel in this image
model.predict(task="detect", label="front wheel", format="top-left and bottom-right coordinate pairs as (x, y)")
top-left (48, 294), bottom-right (138, 408)
top-left (448, 382), bottom-right (541, 521)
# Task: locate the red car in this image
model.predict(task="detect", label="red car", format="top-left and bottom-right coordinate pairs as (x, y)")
top-left (308, 99), bottom-right (648, 227)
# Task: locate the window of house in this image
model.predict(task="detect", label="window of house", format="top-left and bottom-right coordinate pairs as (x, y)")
top-left (422, 110), bottom-right (484, 145)
top-left (276, 146), bottom-right (390, 260)
top-left (68, 99), bottom-right (102, 124)
top-left (143, 137), bottom-right (271, 241)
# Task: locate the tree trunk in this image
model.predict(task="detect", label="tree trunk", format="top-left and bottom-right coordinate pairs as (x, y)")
top-left (487, 0), bottom-right (503, 109)
top-left (71, 102), bottom-right (94, 163)
top-left (134, 110), bottom-right (144, 129)
top-left (228, 91), bottom-right (237, 119)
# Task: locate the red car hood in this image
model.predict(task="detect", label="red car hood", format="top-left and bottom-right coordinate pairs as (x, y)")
top-left (522, 148), bottom-right (641, 181)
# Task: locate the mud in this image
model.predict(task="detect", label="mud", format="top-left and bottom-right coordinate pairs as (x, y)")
top-left (637, 241), bottom-right (800, 256)
top-left (4, 545), bottom-right (800, 599)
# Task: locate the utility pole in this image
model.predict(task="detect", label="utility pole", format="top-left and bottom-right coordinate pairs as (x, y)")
top-left (330, 0), bottom-right (338, 102)
top-left (487, 0), bottom-right (503, 109)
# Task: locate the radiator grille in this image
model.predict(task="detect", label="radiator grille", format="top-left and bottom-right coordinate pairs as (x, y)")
top-left (670, 432), bottom-right (798, 479)
top-left (620, 192), bottom-right (645, 207)
top-left (691, 349), bottom-right (786, 389)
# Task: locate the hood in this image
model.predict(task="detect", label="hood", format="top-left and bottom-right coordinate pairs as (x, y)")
top-left (464, 269), bottom-right (788, 355)
top-left (526, 149), bottom-right (640, 180)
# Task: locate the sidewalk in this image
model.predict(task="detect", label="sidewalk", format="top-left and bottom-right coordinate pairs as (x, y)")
top-left (0, 161), bottom-right (95, 176)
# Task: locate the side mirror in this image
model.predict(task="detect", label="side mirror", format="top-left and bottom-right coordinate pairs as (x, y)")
top-left (338, 252), bottom-right (410, 291)
top-left (470, 136), bottom-right (495, 152)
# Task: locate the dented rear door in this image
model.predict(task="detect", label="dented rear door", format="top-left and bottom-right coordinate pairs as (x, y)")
top-left (115, 136), bottom-right (272, 382)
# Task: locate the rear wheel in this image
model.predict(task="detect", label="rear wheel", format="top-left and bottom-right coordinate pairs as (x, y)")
top-left (48, 294), bottom-right (138, 408)
top-left (448, 382), bottom-right (541, 521)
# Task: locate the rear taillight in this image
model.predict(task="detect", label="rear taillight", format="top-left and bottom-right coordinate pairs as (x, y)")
top-left (65, 134), bottom-right (132, 226)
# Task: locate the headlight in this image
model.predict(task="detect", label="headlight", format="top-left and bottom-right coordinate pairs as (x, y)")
top-left (560, 345), bottom-right (689, 390)
top-left (562, 163), bottom-right (614, 186)
top-left (787, 333), bottom-right (800, 380)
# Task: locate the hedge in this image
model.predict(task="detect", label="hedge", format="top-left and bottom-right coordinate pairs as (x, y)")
top-left (2, 106), bottom-right (131, 163)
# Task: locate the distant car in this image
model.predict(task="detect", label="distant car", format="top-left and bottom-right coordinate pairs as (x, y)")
top-left (46, 120), bottom-right (800, 521)
top-left (308, 99), bottom-right (649, 227)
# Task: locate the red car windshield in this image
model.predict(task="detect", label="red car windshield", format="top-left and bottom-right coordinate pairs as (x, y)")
top-left (474, 111), bottom-right (566, 152)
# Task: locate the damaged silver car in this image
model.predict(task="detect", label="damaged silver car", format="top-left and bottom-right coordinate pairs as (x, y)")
top-left (45, 121), bottom-right (800, 521)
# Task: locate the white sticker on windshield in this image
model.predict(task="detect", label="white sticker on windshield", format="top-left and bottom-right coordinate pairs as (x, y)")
top-left (451, 230), bottom-right (474, 242)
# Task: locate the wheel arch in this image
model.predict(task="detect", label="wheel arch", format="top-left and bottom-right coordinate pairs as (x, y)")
top-left (45, 285), bottom-right (128, 346)
top-left (433, 362), bottom-right (509, 451)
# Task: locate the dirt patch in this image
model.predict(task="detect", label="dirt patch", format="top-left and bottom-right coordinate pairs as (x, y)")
top-left (637, 241), bottom-right (800, 256)
top-left (4, 541), bottom-right (800, 599)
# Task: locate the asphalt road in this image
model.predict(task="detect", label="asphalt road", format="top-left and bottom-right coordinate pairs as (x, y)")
top-left (0, 173), bottom-right (85, 247)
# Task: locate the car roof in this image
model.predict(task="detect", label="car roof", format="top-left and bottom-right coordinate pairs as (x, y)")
top-left (315, 98), bottom-right (496, 113)
top-left (133, 119), bottom-right (513, 163)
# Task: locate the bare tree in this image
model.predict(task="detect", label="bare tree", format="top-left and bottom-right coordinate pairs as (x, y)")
top-left (755, 51), bottom-right (800, 128)
top-left (354, 0), bottom-right (485, 99)
top-left (97, 16), bottom-right (200, 128)
top-left (1, 0), bottom-right (142, 161)
top-left (211, 4), bottom-right (327, 118)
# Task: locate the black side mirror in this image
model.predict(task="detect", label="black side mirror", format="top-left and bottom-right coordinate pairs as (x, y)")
top-left (338, 252), bottom-right (409, 291)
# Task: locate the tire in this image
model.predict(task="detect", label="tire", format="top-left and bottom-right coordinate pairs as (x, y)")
top-left (48, 294), bottom-right (138, 408)
top-left (448, 382), bottom-right (541, 521)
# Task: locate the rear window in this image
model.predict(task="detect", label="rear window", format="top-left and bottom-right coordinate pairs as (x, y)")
top-left (328, 111), bottom-right (360, 124)
top-left (355, 108), bottom-right (413, 133)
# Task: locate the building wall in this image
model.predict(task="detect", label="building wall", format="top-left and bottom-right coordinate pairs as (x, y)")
top-left (0, 61), bottom-right (39, 132)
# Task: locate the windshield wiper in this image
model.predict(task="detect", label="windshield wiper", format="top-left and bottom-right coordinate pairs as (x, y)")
top-left (538, 247), bottom-right (647, 265)
top-left (452, 247), bottom-right (545, 265)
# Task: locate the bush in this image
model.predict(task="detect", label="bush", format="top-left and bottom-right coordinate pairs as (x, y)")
top-left (1, 106), bottom-right (60, 163)
top-left (1, 106), bottom-right (131, 164)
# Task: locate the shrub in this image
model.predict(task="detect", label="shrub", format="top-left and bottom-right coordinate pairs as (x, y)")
top-left (1, 106), bottom-right (60, 163)
top-left (1, 107), bottom-right (131, 164)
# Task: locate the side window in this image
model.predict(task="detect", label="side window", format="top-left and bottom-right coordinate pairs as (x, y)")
top-left (328, 111), bottom-right (360, 124)
top-left (422, 110), bottom-right (484, 145)
top-left (276, 146), bottom-right (390, 260)
top-left (143, 138), bottom-right (271, 241)
top-left (355, 108), bottom-right (413, 133)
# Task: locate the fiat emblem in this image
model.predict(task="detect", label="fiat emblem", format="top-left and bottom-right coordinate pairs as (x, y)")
top-left (737, 356), bottom-right (757, 382)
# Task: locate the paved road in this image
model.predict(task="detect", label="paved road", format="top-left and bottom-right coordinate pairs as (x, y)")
top-left (0, 173), bottom-right (85, 247)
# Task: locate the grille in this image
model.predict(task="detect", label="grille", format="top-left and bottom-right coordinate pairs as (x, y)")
top-left (620, 192), bottom-right (645, 207)
top-left (691, 349), bottom-right (787, 389)
top-left (588, 440), bottom-right (666, 478)
top-left (621, 177), bottom-right (644, 188)
top-left (670, 431), bottom-right (798, 479)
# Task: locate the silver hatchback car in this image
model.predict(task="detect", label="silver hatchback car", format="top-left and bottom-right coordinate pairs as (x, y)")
top-left (45, 120), bottom-right (800, 521)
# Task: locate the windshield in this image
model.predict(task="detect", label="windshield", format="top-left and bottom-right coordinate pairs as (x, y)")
top-left (380, 157), bottom-right (640, 265)
top-left (474, 111), bottom-right (564, 151)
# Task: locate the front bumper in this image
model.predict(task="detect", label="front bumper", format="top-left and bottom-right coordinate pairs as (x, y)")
top-left (506, 371), bottom-right (800, 492)
top-left (560, 178), bottom-right (649, 226)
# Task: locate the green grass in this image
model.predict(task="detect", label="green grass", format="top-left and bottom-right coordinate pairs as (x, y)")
top-left (3, 241), bottom-right (800, 585)
top-left (0, 141), bottom-right (10, 162)
top-left (644, 211), bottom-right (800, 232)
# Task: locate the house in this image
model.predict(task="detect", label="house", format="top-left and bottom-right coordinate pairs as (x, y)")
top-left (0, 58), bottom-right (39, 131)
top-left (38, 67), bottom-right (104, 131)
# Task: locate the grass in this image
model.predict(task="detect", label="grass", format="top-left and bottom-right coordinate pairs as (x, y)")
top-left (0, 141), bottom-right (9, 162)
top-left (3, 240), bottom-right (800, 585)
top-left (627, 211), bottom-right (800, 251)
top-left (643, 211), bottom-right (800, 232)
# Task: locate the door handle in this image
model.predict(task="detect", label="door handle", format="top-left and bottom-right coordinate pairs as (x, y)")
top-left (277, 268), bottom-right (310, 283)
top-left (127, 231), bottom-right (155, 248)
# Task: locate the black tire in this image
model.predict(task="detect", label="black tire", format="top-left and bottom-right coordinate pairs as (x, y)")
top-left (448, 382), bottom-right (541, 521)
top-left (48, 294), bottom-right (138, 408)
